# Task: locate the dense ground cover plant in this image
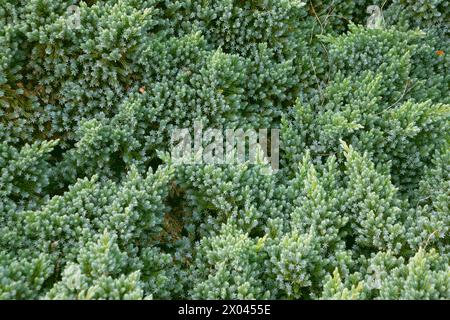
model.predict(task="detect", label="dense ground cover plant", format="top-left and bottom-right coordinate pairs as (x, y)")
top-left (0, 0), bottom-right (448, 299)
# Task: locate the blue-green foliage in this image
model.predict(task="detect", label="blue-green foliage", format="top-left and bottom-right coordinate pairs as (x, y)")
top-left (0, 0), bottom-right (448, 299)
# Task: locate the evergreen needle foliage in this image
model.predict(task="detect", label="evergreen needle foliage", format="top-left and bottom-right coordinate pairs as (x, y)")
top-left (0, 0), bottom-right (448, 299)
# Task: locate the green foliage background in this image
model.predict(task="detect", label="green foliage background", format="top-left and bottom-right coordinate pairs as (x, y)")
top-left (0, 0), bottom-right (448, 299)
